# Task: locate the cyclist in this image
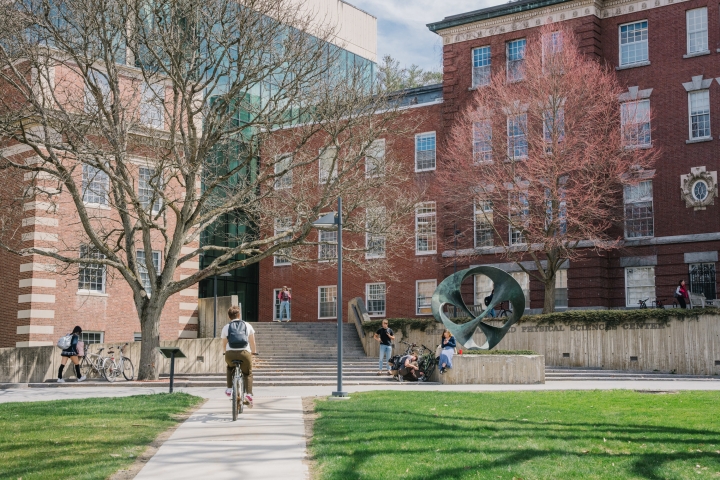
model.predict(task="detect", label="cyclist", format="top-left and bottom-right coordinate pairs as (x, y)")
top-left (221, 306), bottom-right (257, 406)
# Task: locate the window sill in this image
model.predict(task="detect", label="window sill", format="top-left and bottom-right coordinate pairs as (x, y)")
top-left (683, 50), bottom-right (711, 59)
top-left (77, 290), bottom-right (108, 297)
top-left (368, 313), bottom-right (386, 318)
top-left (624, 235), bottom-right (654, 241)
top-left (415, 251), bottom-right (437, 256)
top-left (616, 61), bottom-right (651, 71)
top-left (365, 255), bottom-right (386, 260)
top-left (415, 312), bottom-right (433, 316)
top-left (273, 263), bottom-right (291, 267)
top-left (686, 137), bottom-right (713, 144)
top-left (318, 316), bottom-right (337, 320)
top-left (623, 144), bottom-right (653, 150)
top-left (415, 168), bottom-right (437, 173)
top-left (83, 203), bottom-right (111, 210)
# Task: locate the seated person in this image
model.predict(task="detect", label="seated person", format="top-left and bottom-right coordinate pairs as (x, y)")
top-left (439, 329), bottom-right (456, 374)
top-left (398, 353), bottom-right (424, 381)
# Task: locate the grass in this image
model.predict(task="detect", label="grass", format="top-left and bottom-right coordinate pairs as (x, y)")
top-left (310, 390), bottom-right (720, 480)
top-left (0, 393), bottom-right (202, 480)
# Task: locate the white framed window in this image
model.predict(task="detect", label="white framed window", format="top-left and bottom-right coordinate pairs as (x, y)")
top-left (472, 46), bottom-right (491, 88)
top-left (624, 180), bottom-right (654, 238)
top-left (319, 146), bottom-right (337, 183)
top-left (621, 100), bottom-right (651, 148)
top-left (689, 263), bottom-right (716, 300)
top-left (365, 139), bottom-right (385, 178)
top-left (365, 207), bottom-right (386, 259)
top-left (273, 288), bottom-right (292, 320)
top-left (543, 108), bottom-right (565, 152)
top-left (686, 8), bottom-right (708, 55)
top-left (139, 166), bottom-right (162, 212)
top-left (82, 164), bottom-right (109, 206)
top-left (619, 21), bottom-right (648, 66)
top-left (84, 70), bottom-right (111, 113)
top-left (474, 274), bottom-right (494, 311)
top-left (318, 228), bottom-right (337, 261)
top-left (273, 217), bottom-right (292, 266)
top-left (625, 266), bottom-right (655, 307)
top-left (415, 201), bottom-right (436, 254)
top-left (415, 132), bottom-right (436, 172)
top-left (133, 332), bottom-right (142, 342)
top-left (555, 269), bottom-right (568, 308)
top-left (511, 271), bottom-right (530, 308)
top-left (81, 331), bottom-right (104, 344)
top-left (318, 285), bottom-right (337, 319)
top-left (542, 31), bottom-right (563, 67)
top-left (507, 114), bottom-right (528, 159)
top-left (136, 250), bottom-right (161, 295)
top-left (474, 200), bottom-right (493, 248)
top-left (416, 279), bottom-right (436, 315)
top-left (506, 39), bottom-right (526, 82)
top-left (366, 283), bottom-right (386, 316)
top-left (473, 120), bottom-right (492, 163)
top-left (139, 82), bottom-right (164, 128)
top-left (689, 90), bottom-right (711, 140)
top-left (274, 154), bottom-right (293, 189)
top-left (78, 245), bottom-right (106, 293)
top-left (509, 192), bottom-right (528, 245)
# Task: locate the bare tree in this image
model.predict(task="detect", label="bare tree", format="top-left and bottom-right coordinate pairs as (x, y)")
top-left (0, 0), bottom-right (418, 379)
top-left (436, 25), bottom-right (658, 313)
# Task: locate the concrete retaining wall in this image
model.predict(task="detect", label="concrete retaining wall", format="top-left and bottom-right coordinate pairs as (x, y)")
top-left (428, 355), bottom-right (545, 384)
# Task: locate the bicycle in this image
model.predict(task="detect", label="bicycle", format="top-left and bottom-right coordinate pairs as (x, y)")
top-left (638, 298), bottom-right (649, 309)
top-left (417, 344), bottom-right (436, 381)
top-left (497, 301), bottom-right (512, 318)
top-left (79, 346), bottom-right (107, 380)
top-left (102, 343), bottom-right (134, 382)
top-left (230, 353), bottom-right (258, 421)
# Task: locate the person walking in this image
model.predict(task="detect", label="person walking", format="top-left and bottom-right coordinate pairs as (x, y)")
top-left (484, 288), bottom-right (497, 318)
top-left (373, 319), bottom-right (395, 375)
top-left (675, 280), bottom-right (690, 309)
top-left (277, 286), bottom-right (292, 322)
top-left (58, 326), bottom-right (86, 383)
top-left (222, 305), bottom-right (257, 406)
top-left (438, 329), bottom-right (456, 374)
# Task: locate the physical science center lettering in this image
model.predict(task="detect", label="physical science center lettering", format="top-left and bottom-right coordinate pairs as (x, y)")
top-left (515, 323), bottom-right (669, 333)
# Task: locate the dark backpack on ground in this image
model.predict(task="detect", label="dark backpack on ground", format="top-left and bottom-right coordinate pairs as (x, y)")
top-left (227, 320), bottom-right (249, 349)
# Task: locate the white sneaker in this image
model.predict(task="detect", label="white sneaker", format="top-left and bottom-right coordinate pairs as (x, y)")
top-left (77, 375), bottom-right (87, 382)
top-left (225, 388), bottom-right (232, 397)
top-left (245, 394), bottom-right (253, 407)
top-left (57, 378), bottom-right (65, 383)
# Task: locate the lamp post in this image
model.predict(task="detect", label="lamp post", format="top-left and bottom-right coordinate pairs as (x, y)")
top-left (213, 272), bottom-right (233, 338)
top-left (312, 197), bottom-right (347, 398)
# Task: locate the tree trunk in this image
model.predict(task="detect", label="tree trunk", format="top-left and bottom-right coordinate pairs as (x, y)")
top-left (542, 277), bottom-right (556, 314)
top-left (137, 303), bottom-right (163, 381)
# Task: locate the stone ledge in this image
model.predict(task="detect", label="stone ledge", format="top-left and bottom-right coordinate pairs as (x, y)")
top-left (430, 354), bottom-right (545, 385)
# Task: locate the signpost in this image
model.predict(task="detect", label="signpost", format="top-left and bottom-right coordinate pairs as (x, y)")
top-left (158, 347), bottom-right (186, 393)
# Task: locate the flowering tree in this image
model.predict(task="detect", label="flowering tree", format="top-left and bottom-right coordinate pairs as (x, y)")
top-left (437, 25), bottom-right (658, 313)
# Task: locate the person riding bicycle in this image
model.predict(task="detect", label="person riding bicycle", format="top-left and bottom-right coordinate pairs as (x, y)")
top-left (398, 352), bottom-right (423, 381)
top-left (221, 306), bottom-right (257, 406)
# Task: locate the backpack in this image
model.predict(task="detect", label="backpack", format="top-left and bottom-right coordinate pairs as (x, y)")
top-left (484, 295), bottom-right (492, 306)
top-left (227, 320), bottom-right (249, 349)
top-left (280, 291), bottom-right (289, 301)
top-left (57, 334), bottom-right (73, 350)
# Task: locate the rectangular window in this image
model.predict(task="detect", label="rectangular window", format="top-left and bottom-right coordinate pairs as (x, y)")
top-left (78, 245), bottom-right (106, 293)
top-left (416, 279), bottom-right (436, 315)
top-left (415, 201), bottom-right (437, 254)
top-left (474, 200), bottom-right (494, 248)
top-left (274, 154), bottom-right (293, 189)
top-left (688, 263), bottom-right (716, 300)
top-left (625, 266), bottom-right (655, 307)
top-left (472, 46), bottom-right (491, 88)
top-left (84, 71), bottom-right (111, 113)
top-left (82, 165), bottom-right (109, 206)
top-left (543, 31), bottom-right (563, 66)
top-left (686, 8), bottom-right (708, 54)
top-left (689, 90), bottom-right (711, 139)
top-left (506, 39), bottom-right (526, 82)
top-left (139, 83), bottom-right (164, 128)
top-left (273, 217), bottom-right (292, 266)
top-left (365, 207), bottom-right (386, 259)
top-left (511, 271), bottom-right (530, 308)
top-left (318, 228), bottom-right (338, 261)
top-left (507, 114), bottom-right (528, 159)
top-left (138, 166), bottom-right (162, 212)
top-left (624, 180), bottom-right (654, 238)
top-left (273, 288), bottom-right (292, 320)
top-left (136, 250), bottom-right (161, 295)
top-left (133, 332), bottom-right (142, 342)
top-left (318, 286), bottom-right (337, 318)
top-left (366, 283), bottom-right (386, 316)
top-left (473, 120), bottom-right (492, 163)
top-left (81, 331), bottom-right (104, 344)
top-left (555, 269), bottom-right (568, 308)
top-left (543, 108), bottom-right (565, 152)
top-left (619, 21), bottom-right (649, 66)
top-left (319, 147), bottom-right (337, 183)
top-left (621, 100), bottom-right (651, 147)
top-left (415, 132), bottom-right (436, 171)
top-left (365, 139), bottom-right (385, 178)
top-left (474, 274), bottom-right (494, 311)
top-left (509, 192), bottom-right (528, 245)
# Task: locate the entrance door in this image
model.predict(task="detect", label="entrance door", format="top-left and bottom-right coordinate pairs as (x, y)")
top-left (689, 263), bottom-right (716, 300)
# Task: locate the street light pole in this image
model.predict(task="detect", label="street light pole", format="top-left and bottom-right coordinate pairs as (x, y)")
top-left (333, 197), bottom-right (346, 397)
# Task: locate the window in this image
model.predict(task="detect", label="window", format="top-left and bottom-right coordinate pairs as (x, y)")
top-left (689, 90), bottom-right (711, 139)
top-left (274, 154), bottom-right (293, 189)
top-left (472, 46), bottom-right (491, 88)
top-left (318, 286), bottom-right (337, 318)
top-left (507, 114), bottom-right (528, 159)
top-left (543, 31), bottom-right (563, 67)
top-left (689, 263), bottom-right (716, 300)
top-left (78, 245), bottom-right (106, 293)
top-left (416, 279), bottom-right (436, 315)
top-left (366, 283), bottom-right (386, 316)
top-left (415, 202), bottom-right (437, 254)
top-left (510, 271), bottom-right (530, 308)
top-left (274, 217), bottom-right (292, 266)
top-left (84, 71), bottom-right (111, 113)
top-left (319, 146), bottom-right (337, 183)
top-left (473, 120), bottom-right (492, 163)
top-left (506, 39), bottom-right (526, 82)
top-left (555, 269), bottom-right (568, 308)
top-left (139, 82), bottom-right (164, 128)
top-left (625, 266), bottom-right (655, 307)
top-left (139, 166), bottom-right (162, 212)
top-left (273, 288), bottom-right (292, 320)
top-left (545, 188), bottom-right (567, 235)
top-left (474, 274), bottom-right (494, 311)
top-left (365, 207), bottom-right (386, 259)
top-left (415, 132), bottom-right (436, 171)
top-left (686, 8), bottom-right (708, 55)
top-left (365, 139), bottom-right (385, 178)
top-left (474, 200), bottom-right (493, 248)
top-left (136, 250), bottom-right (161, 295)
top-left (543, 108), bottom-right (565, 152)
top-left (81, 331), bottom-right (104, 344)
top-left (619, 21), bottom-right (649, 66)
top-left (509, 192), bottom-right (528, 245)
top-left (318, 228), bottom-right (337, 261)
top-left (82, 165), bottom-right (109, 206)
top-left (133, 332), bottom-right (142, 342)
top-left (621, 100), bottom-right (651, 147)
top-left (624, 181), bottom-right (654, 238)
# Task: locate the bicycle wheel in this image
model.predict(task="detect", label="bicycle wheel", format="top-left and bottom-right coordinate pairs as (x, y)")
top-left (238, 373), bottom-right (245, 415)
top-left (102, 358), bottom-right (118, 382)
top-left (232, 376), bottom-right (239, 421)
top-left (79, 356), bottom-right (92, 378)
top-left (423, 355), bottom-right (437, 379)
top-left (121, 358), bottom-right (134, 381)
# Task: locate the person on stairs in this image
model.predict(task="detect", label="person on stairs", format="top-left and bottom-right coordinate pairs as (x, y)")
top-left (374, 319), bottom-right (395, 375)
top-left (58, 326), bottom-right (86, 383)
top-left (277, 286), bottom-right (292, 322)
top-left (222, 305), bottom-right (257, 406)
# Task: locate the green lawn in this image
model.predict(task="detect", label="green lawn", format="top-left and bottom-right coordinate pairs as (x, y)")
top-left (0, 393), bottom-right (202, 480)
top-left (310, 390), bottom-right (720, 480)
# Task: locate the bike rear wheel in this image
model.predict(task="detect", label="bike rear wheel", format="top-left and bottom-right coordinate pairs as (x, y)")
top-left (102, 358), bottom-right (118, 382)
top-left (122, 358), bottom-right (135, 381)
top-left (79, 356), bottom-right (91, 378)
top-left (232, 375), bottom-right (243, 420)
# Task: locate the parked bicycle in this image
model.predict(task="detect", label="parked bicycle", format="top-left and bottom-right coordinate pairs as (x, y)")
top-left (497, 301), bottom-right (512, 317)
top-left (230, 353), bottom-right (258, 421)
top-left (79, 346), bottom-right (107, 380)
top-left (102, 343), bottom-right (134, 382)
top-left (417, 344), bottom-right (437, 381)
top-left (638, 298), bottom-right (649, 309)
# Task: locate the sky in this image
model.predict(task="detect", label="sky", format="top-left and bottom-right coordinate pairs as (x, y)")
top-left (349, 0), bottom-right (506, 72)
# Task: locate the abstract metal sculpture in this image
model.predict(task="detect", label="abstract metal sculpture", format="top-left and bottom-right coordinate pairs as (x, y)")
top-left (431, 266), bottom-right (525, 350)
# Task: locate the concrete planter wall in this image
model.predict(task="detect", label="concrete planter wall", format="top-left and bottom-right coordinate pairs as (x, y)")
top-left (429, 355), bottom-right (545, 384)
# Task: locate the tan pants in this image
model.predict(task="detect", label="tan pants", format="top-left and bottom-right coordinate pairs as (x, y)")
top-left (225, 349), bottom-right (253, 394)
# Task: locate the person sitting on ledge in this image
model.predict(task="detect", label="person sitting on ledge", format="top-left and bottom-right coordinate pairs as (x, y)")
top-left (439, 329), bottom-right (456, 374)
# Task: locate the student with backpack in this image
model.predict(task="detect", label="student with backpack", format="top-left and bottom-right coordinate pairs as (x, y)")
top-left (276, 286), bottom-right (292, 322)
top-left (221, 305), bottom-right (257, 406)
top-left (484, 288), bottom-right (497, 318)
top-left (57, 326), bottom-right (86, 383)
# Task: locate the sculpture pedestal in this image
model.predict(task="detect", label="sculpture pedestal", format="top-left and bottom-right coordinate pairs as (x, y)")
top-left (431, 354), bottom-right (545, 385)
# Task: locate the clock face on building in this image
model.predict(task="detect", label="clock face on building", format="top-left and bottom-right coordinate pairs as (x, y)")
top-left (693, 180), bottom-right (709, 201)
